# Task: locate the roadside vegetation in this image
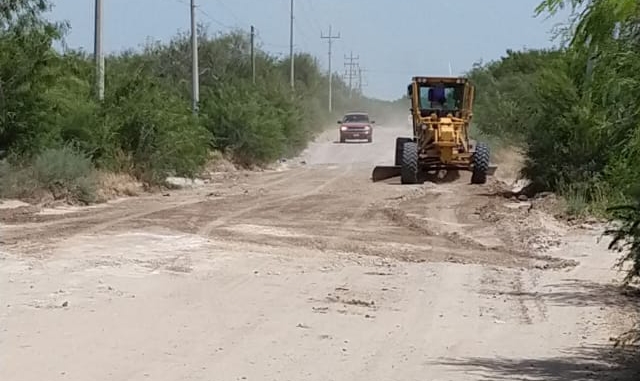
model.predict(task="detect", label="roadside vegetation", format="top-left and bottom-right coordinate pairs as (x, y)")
top-left (0, 0), bottom-right (402, 204)
top-left (469, 1), bottom-right (640, 217)
top-left (469, 0), bottom-right (640, 344)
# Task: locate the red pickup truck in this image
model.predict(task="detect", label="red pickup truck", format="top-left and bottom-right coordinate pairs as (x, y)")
top-left (337, 112), bottom-right (375, 143)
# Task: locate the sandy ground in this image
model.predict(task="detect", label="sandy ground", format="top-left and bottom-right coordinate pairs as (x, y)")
top-left (1, 123), bottom-right (639, 381)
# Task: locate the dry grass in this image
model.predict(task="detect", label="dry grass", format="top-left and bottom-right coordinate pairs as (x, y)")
top-left (201, 151), bottom-right (237, 175)
top-left (95, 171), bottom-right (144, 202)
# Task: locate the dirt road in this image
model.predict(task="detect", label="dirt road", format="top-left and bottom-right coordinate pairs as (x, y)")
top-left (1, 124), bottom-right (638, 380)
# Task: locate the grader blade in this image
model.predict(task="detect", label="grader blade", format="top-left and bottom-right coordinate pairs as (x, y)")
top-left (372, 165), bottom-right (401, 182)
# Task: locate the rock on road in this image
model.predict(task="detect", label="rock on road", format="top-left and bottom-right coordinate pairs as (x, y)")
top-left (1, 122), bottom-right (638, 381)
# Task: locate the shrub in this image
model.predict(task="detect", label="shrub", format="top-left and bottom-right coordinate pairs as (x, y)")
top-left (0, 0), bottom-right (408, 203)
top-left (0, 145), bottom-right (97, 204)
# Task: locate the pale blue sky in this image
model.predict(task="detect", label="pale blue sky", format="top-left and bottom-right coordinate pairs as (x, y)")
top-left (46, 0), bottom-right (569, 100)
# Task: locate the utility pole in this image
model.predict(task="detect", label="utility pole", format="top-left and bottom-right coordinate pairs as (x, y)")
top-left (94, 0), bottom-right (104, 101)
top-left (357, 65), bottom-right (367, 95)
top-left (321, 25), bottom-right (340, 113)
top-left (343, 51), bottom-right (359, 98)
top-left (190, 0), bottom-right (199, 114)
top-left (251, 25), bottom-right (256, 84)
top-left (289, 0), bottom-right (295, 89)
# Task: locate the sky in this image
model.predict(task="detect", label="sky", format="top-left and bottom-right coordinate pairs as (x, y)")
top-left (46, 0), bottom-right (571, 101)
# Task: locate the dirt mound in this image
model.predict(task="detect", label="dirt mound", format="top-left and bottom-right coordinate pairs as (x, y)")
top-left (491, 146), bottom-right (525, 185)
top-left (475, 199), bottom-right (565, 253)
top-left (478, 178), bottom-right (568, 250)
top-left (368, 173), bottom-right (578, 270)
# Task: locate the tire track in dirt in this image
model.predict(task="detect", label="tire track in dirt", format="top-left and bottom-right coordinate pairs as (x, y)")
top-left (513, 270), bottom-right (548, 325)
top-left (477, 266), bottom-right (548, 325)
top-left (352, 264), bottom-right (477, 379)
top-left (191, 167), bottom-right (550, 267)
top-left (0, 168), bottom-right (308, 252)
top-left (5, 168), bottom-right (299, 229)
top-left (78, 169), bottom-right (308, 237)
top-left (365, 179), bottom-right (578, 269)
top-left (193, 163), bottom-right (429, 260)
top-left (198, 164), bottom-right (355, 237)
top-left (332, 175), bottom-right (379, 239)
top-left (369, 199), bottom-right (522, 265)
top-left (513, 271), bottom-right (535, 325)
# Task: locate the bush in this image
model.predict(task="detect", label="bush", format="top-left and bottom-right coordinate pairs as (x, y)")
top-left (201, 81), bottom-right (287, 166)
top-left (102, 61), bottom-right (210, 183)
top-left (0, 145), bottom-right (97, 204)
top-left (466, 0), bottom-right (640, 282)
top-left (0, 0), bottom-right (408, 204)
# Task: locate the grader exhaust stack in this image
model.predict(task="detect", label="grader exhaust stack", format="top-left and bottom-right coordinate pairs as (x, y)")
top-left (372, 76), bottom-right (496, 184)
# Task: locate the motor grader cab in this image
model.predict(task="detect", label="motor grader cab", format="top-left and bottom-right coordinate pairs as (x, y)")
top-left (372, 76), bottom-right (496, 184)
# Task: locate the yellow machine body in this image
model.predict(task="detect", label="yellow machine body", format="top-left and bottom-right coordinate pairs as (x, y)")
top-left (372, 76), bottom-right (496, 183)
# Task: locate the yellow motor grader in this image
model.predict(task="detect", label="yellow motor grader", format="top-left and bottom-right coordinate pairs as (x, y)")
top-left (372, 76), bottom-right (496, 184)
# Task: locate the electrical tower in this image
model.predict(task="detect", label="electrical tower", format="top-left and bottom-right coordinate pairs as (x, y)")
top-left (321, 25), bottom-right (340, 112)
top-left (343, 51), bottom-right (359, 98)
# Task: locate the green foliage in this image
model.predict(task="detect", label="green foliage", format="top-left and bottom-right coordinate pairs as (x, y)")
top-left (467, 0), bottom-right (640, 281)
top-left (0, 0), bottom-right (405, 199)
top-left (535, 0), bottom-right (640, 49)
top-left (101, 57), bottom-right (210, 182)
top-left (32, 145), bottom-right (97, 203)
top-left (606, 200), bottom-right (640, 284)
top-left (0, 145), bottom-right (97, 203)
top-left (0, 0), bottom-right (66, 155)
top-left (201, 80), bottom-right (289, 166)
top-left (468, 49), bottom-right (566, 144)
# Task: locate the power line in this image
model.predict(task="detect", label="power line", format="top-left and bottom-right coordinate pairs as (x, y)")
top-left (297, 0), bottom-right (323, 36)
top-left (254, 28), bottom-right (289, 49)
top-left (211, 0), bottom-right (243, 25)
top-left (294, 22), bottom-right (312, 52)
top-left (196, 7), bottom-right (234, 31)
top-left (168, 0), bottom-right (236, 31)
top-left (321, 25), bottom-right (340, 113)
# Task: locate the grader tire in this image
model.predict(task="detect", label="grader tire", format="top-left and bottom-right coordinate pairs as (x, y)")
top-left (395, 137), bottom-right (413, 166)
top-left (401, 141), bottom-right (419, 184)
top-left (471, 142), bottom-right (490, 184)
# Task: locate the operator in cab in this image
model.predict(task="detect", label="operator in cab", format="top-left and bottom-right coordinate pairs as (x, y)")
top-left (428, 82), bottom-right (447, 109)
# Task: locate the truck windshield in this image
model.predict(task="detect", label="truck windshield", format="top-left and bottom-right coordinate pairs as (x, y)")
top-left (343, 114), bottom-right (369, 123)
